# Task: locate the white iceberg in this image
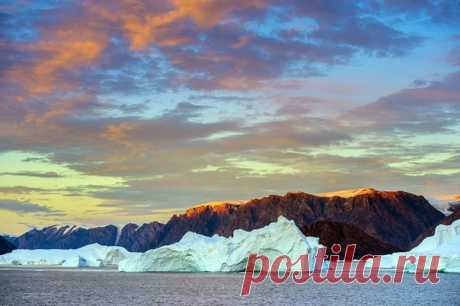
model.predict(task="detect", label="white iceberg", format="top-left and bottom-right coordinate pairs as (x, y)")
top-left (119, 216), bottom-right (326, 272)
top-left (0, 243), bottom-right (134, 267)
top-left (62, 255), bottom-right (87, 267)
top-left (380, 220), bottom-right (460, 273)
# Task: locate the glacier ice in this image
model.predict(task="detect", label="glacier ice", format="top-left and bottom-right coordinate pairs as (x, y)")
top-left (119, 216), bottom-right (326, 272)
top-left (380, 220), bottom-right (460, 273)
top-left (0, 243), bottom-right (134, 267)
top-left (62, 255), bottom-right (87, 267)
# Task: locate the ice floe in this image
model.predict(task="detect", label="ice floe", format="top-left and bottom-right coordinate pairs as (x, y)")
top-left (0, 243), bottom-right (134, 267)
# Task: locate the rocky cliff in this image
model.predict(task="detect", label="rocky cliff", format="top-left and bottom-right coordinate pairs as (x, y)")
top-left (15, 224), bottom-right (118, 249)
top-left (157, 189), bottom-right (444, 257)
top-left (0, 236), bottom-right (16, 255)
top-left (117, 222), bottom-right (164, 252)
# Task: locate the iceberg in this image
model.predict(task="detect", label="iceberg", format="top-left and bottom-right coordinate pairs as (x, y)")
top-left (62, 255), bottom-right (87, 267)
top-left (119, 216), bottom-right (325, 272)
top-left (0, 243), bottom-right (134, 267)
top-left (380, 220), bottom-right (460, 273)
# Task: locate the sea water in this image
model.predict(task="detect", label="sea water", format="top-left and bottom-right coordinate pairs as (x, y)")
top-left (0, 268), bottom-right (459, 305)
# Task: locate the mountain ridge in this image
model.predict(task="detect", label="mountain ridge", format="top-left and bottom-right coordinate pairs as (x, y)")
top-left (11, 189), bottom-right (450, 257)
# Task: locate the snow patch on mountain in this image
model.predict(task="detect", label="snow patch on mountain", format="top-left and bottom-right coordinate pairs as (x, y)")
top-left (317, 187), bottom-right (379, 198)
top-left (192, 200), bottom-right (248, 208)
top-left (114, 225), bottom-right (122, 245)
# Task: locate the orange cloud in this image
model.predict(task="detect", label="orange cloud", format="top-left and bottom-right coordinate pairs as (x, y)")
top-left (171, 0), bottom-right (266, 28)
top-left (3, 0), bottom-right (270, 105)
top-left (3, 0), bottom-right (286, 95)
top-left (102, 122), bottom-right (139, 145)
top-left (437, 194), bottom-right (460, 202)
top-left (86, 0), bottom-right (266, 50)
top-left (8, 25), bottom-right (107, 95)
top-left (24, 94), bottom-right (95, 125)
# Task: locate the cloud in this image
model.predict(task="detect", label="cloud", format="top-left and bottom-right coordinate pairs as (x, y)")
top-left (84, 149), bottom-right (460, 212)
top-left (0, 171), bottom-right (63, 178)
top-left (1, 0), bottom-right (427, 94)
top-left (310, 16), bottom-right (423, 57)
top-left (0, 0), bottom-right (459, 225)
top-left (0, 199), bottom-right (62, 214)
top-left (0, 186), bottom-right (46, 194)
top-left (373, 0), bottom-right (460, 25)
top-left (106, 0), bottom-right (267, 50)
top-left (6, 25), bottom-right (108, 95)
top-left (341, 70), bottom-right (460, 134)
top-left (21, 156), bottom-right (50, 163)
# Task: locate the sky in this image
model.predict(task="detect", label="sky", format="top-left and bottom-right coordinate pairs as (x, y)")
top-left (1, 0), bottom-right (460, 234)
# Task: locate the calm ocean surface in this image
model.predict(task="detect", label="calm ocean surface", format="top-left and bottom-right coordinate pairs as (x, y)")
top-left (0, 268), bottom-right (459, 306)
